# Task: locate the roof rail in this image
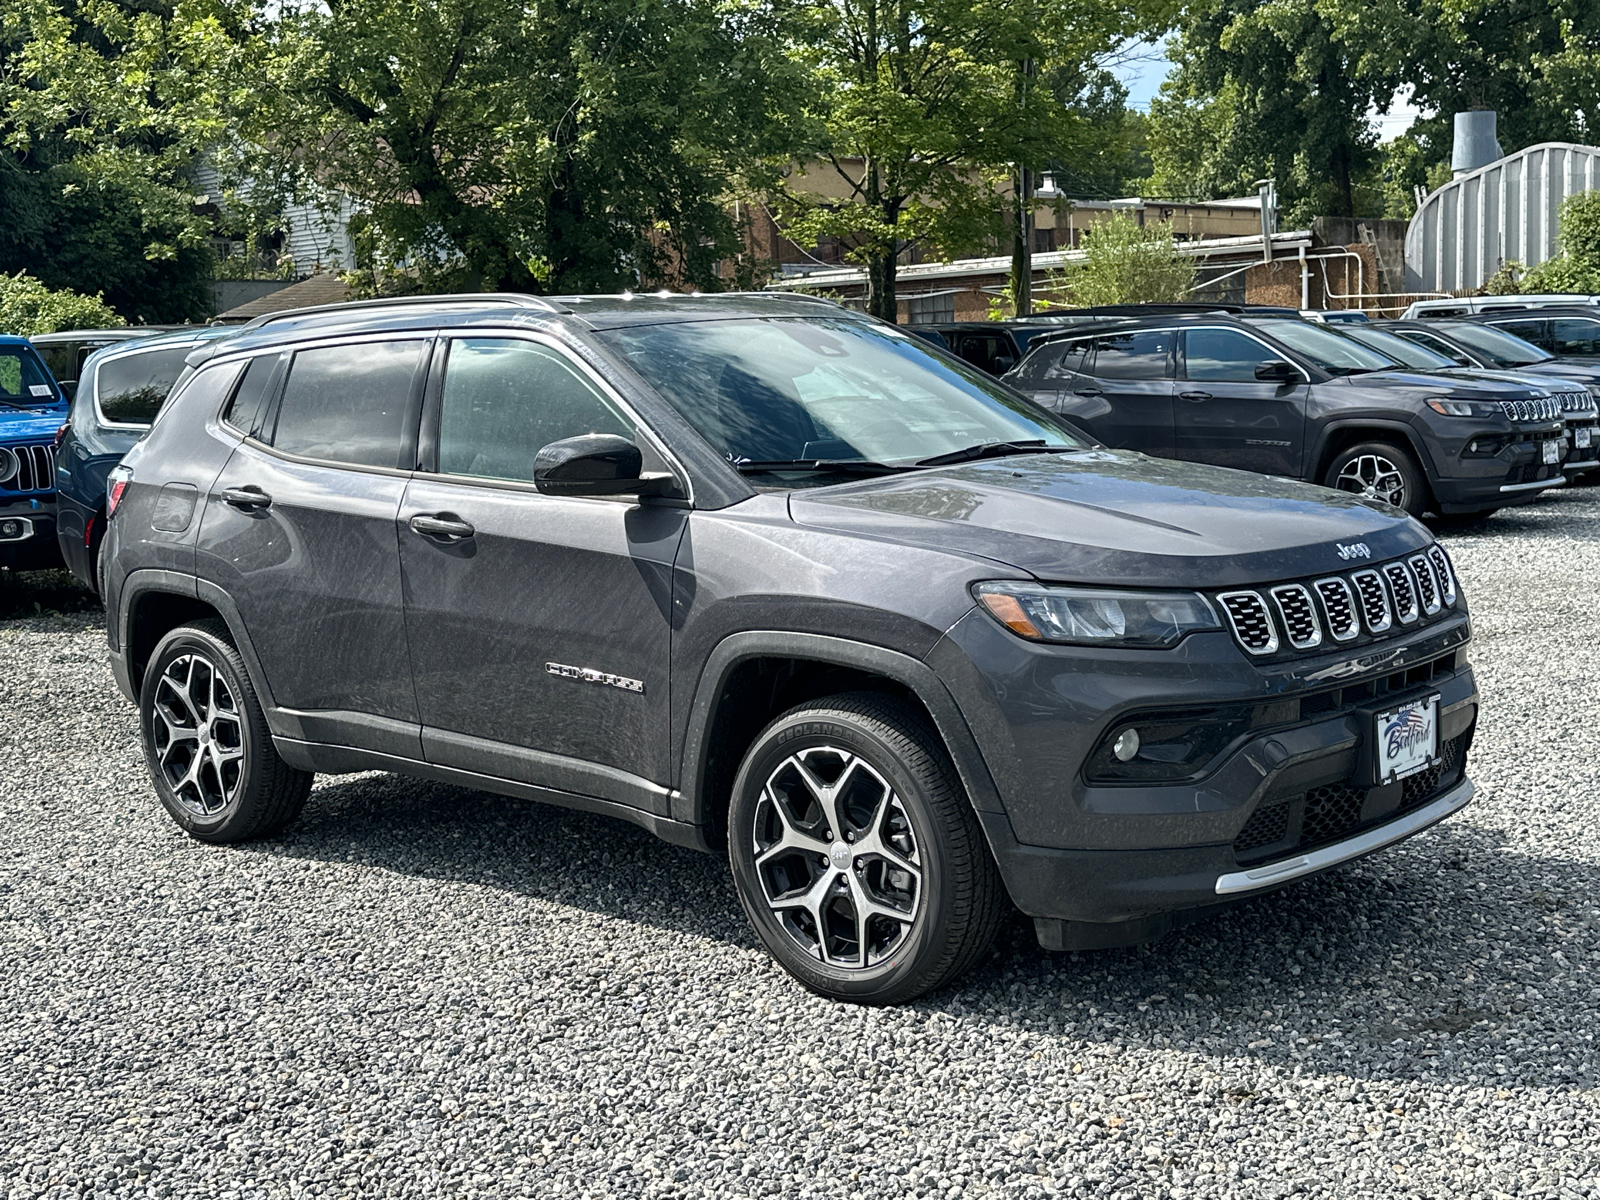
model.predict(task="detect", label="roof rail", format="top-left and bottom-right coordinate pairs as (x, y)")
top-left (237, 292), bottom-right (565, 331)
top-left (547, 290), bottom-right (841, 307)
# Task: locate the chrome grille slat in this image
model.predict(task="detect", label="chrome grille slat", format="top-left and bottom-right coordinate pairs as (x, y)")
top-left (1427, 545), bottom-right (1457, 606)
top-left (1408, 555), bottom-right (1441, 614)
top-left (1270, 584), bottom-right (1322, 649)
top-left (1218, 591), bottom-right (1278, 655)
top-left (1350, 569), bottom-right (1392, 634)
top-left (1313, 577), bottom-right (1360, 641)
top-left (1382, 562), bottom-right (1420, 624)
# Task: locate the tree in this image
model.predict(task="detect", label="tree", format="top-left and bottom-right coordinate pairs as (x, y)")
top-left (778, 0), bottom-right (1171, 321)
top-left (242, 0), bottom-right (803, 294)
top-left (1045, 212), bottom-right (1193, 305)
top-left (1147, 0), bottom-right (1383, 221)
top-left (0, 0), bottom-right (232, 320)
top-left (0, 271), bottom-right (123, 336)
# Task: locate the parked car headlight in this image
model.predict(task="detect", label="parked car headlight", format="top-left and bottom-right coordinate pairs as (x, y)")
top-left (974, 582), bottom-right (1221, 647)
top-left (0, 446), bottom-right (15, 484)
top-left (1426, 398), bottom-right (1509, 418)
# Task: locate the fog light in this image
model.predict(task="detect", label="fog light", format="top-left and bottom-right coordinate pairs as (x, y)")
top-left (1112, 728), bottom-right (1141, 762)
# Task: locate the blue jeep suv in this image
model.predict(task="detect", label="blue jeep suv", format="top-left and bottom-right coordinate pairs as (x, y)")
top-left (0, 335), bottom-right (68, 572)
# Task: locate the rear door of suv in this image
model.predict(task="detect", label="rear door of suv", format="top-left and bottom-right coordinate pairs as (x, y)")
top-left (1052, 329), bottom-right (1176, 455)
top-left (1173, 326), bottom-right (1309, 477)
top-left (396, 333), bottom-right (686, 816)
top-left (196, 335), bottom-right (425, 757)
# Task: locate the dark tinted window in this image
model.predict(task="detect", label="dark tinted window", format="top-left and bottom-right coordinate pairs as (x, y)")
top-left (222, 354), bottom-right (283, 435)
top-left (96, 346), bottom-right (194, 424)
top-left (1551, 317), bottom-right (1600, 355)
top-left (1397, 330), bottom-right (1473, 366)
top-left (270, 340), bottom-right (422, 467)
top-left (1183, 328), bottom-right (1287, 381)
top-left (37, 343), bottom-right (77, 383)
top-left (1042, 340), bottom-right (1091, 380)
top-left (1090, 331), bottom-right (1173, 380)
top-left (436, 339), bottom-right (632, 482)
top-left (0, 346), bottom-right (58, 404)
top-left (1490, 318), bottom-right (1548, 348)
top-left (955, 334), bottom-right (1014, 375)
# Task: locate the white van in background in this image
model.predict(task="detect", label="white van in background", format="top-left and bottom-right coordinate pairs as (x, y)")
top-left (1402, 294), bottom-right (1600, 320)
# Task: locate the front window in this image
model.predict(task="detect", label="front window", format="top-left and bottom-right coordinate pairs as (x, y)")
top-left (1340, 327), bottom-right (1457, 370)
top-left (1243, 319), bottom-right (1396, 375)
top-left (1183, 328), bottom-right (1288, 381)
top-left (1551, 317), bottom-right (1600, 355)
top-left (0, 345), bottom-right (59, 405)
top-left (1435, 322), bottom-right (1553, 367)
top-left (599, 317), bottom-right (1085, 474)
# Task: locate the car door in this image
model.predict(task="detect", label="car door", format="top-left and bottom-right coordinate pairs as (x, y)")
top-left (196, 336), bottom-right (425, 757)
top-left (1172, 326), bottom-right (1308, 476)
top-left (1066, 329), bottom-right (1177, 456)
top-left (397, 334), bottom-right (687, 815)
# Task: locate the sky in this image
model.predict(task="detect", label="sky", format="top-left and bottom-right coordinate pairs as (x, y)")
top-left (1111, 39), bottom-right (1425, 142)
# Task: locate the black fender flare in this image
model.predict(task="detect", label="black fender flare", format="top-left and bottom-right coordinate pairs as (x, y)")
top-left (675, 631), bottom-right (1011, 834)
top-left (1310, 419), bottom-right (1440, 486)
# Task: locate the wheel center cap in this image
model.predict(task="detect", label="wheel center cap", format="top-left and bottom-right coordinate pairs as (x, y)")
top-left (829, 843), bottom-right (853, 869)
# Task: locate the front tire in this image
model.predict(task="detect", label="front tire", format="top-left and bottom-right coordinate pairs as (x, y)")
top-left (727, 693), bottom-right (1006, 1004)
top-left (1322, 440), bottom-right (1429, 517)
top-left (139, 619), bottom-right (311, 843)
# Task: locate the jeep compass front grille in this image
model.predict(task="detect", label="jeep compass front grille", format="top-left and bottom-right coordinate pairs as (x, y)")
top-left (1215, 549), bottom-right (1459, 658)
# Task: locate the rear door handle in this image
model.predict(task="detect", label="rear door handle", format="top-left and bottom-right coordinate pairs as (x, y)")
top-left (1179, 390), bottom-right (1213, 402)
top-left (410, 513), bottom-right (475, 541)
top-left (221, 487), bottom-right (271, 510)
top-left (1073, 386), bottom-right (1103, 397)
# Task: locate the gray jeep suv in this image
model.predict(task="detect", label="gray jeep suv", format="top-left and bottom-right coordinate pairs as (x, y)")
top-left (102, 293), bottom-right (1479, 1003)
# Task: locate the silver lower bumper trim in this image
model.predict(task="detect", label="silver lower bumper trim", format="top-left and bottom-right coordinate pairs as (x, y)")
top-left (1500, 477), bottom-right (1565, 494)
top-left (1214, 777), bottom-right (1475, 896)
top-left (0, 515), bottom-right (34, 542)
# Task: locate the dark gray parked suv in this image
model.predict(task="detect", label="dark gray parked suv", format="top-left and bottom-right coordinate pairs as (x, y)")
top-left (103, 293), bottom-right (1479, 1002)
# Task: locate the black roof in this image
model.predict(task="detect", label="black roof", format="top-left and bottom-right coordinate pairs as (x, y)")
top-left (1463, 306), bottom-right (1600, 322)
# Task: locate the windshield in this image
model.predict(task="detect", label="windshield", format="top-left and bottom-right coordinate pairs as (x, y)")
top-left (97, 346), bottom-right (195, 424)
top-left (1245, 318), bottom-right (1399, 374)
top-left (1435, 321), bottom-right (1554, 367)
top-left (0, 345), bottom-right (60, 405)
top-left (1339, 326), bottom-right (1457, 370)
top-left (599, 317), bottom-right (1086, 473)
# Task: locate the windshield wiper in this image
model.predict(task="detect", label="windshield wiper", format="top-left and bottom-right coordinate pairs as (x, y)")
top-left (733, 459), bottom-right (910, 476)
top-left (0, 398), bottom-right (32, 412)
top-left (915, 440), bottom-right (1073, 467)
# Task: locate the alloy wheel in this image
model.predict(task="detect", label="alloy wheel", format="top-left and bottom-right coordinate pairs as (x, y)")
top-left (1334, 453), bottom-right (1408, 507)
top-left (751, 746), bottom-right (922, 968)
top-left (150, 653), bottom-right (246, 817)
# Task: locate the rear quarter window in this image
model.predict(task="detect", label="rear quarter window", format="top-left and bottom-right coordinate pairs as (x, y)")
top-left (97, 346), bottom-right (196, 425)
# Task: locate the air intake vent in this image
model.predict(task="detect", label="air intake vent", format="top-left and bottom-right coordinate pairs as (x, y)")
top-left (1427, 545), bottom-right (1457, 606)
top-left (1409, 554), bottom-right (1440, 614)
top-left (1270, 585), bottom-right (1322, 649)
top-left (1313, 577), bottom-right (1359, 641)
top-left (1218, 592), bottom-right (1278, 655)
top-left (1383, 562), bottom-right (1420, 624)
top-left (1350, 569), bottom-right (1392, 634)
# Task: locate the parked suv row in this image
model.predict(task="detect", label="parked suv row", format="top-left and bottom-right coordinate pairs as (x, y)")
top-left (103, 292), bottom-right (1477, 1003)
top-left (1004, 313), bottom-right (1569, 519)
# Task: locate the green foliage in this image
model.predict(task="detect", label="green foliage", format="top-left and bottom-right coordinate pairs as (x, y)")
top-left (1045, 213), bottom-right (1195, 305)
top-left (0, 271), bottom-right (123, 336)
top-left (1497, 192), bottom-right (1600, 294)
top-left (1482, 260), bottom-right (1526, 295)
top-left (240, 0), bottom-right (802, 295)
top-left (778, 0), bottom-right (1172, 320)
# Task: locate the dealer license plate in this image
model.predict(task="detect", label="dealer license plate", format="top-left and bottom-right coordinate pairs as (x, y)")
top-left (1376, 695), bottom-right (1440, 783)
top-left (1543, 439), bottom-right (1561, 464)
top-left (1578, 428), bottom-right (1593, 449)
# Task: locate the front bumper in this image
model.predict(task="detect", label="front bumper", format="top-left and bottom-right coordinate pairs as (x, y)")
top-left (1564, 417), bottom-right (1599, 473)
top-left (0, 497), bottom-right (62, 572)
top-left (1428, 421), bottom-right (1566, 511)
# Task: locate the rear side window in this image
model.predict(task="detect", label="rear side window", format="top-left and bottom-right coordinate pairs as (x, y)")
top-left (269, 340), bottom-right (423, 468)
top-left (97, 347), bottom-right (194, 424)
top-left (955, 334), bottom-right (1014, 375)
top-left (37, 343), bottom-right (77, 384)
top-left (436, 339), bottom-right (632, 482)
top-left (1491, 318), bottom-right (1548, 347)
top-left (1551, 318), bottom-right (1600, 355)
top-left (1090, 330), bottom-right (1174, 380)
top-left (1034, 339), bottom-right (1090, 380)
top-left (222, 354), bottom-right (283, 435)
top-left (1183, 328), bottom-right (1283, 382)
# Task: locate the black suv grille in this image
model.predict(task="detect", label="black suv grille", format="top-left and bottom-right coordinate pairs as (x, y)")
top-left (1213, 550), bottom-right (1461, 659)
top-left (1233, 731), bottom-right (1470, 863)
top-left (0, 443), bottom-right (54, 494)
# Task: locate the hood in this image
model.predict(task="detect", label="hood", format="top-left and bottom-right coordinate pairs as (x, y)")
top-left (0, 407), bottom-right (67, 444)
top-left (1516, 359), bottom-right (1600, 387)
top-left (789, 450), bottom-right (1429, 589)
top-left (1360, 368), bottom-right (1552, 399)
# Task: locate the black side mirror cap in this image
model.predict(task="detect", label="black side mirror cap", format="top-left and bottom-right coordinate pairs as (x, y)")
top-left (1255, 360), bottom-right (1301, 383)
top-left (992, 356), bottom-right (1015, 372)
top-left (533, 433), bottom-right (675, 497)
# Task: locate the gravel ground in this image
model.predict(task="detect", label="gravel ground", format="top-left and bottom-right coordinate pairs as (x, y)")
top-left (2, 491), bottom-right (1599, 1200)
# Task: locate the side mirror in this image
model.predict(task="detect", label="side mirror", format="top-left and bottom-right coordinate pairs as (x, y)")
top-left (533, 433), bottom-right (673, 497)
top-left (992, 355), bottom-right (1015, 373)
top-left (1255, 360), bottom-right (1301, 384)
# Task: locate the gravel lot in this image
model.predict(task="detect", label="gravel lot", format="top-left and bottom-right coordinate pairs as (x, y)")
top-left (2, 493), bottom-right (1599, 1200)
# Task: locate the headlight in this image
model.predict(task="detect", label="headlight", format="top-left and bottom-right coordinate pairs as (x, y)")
top-left (1426, 398), bottom-right (1507, 418)
top-left (973, 582), bottom-right (1220, 647)
top-left (0, 446), bottom-right (16, 484)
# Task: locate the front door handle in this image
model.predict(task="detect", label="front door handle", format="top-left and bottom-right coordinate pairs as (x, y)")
top-left (410, 513), bottom-right (476, 541)
top-left (221, 486), bottom-right (272, 511)
top-left (1073, 386), bottom-right (1104, 397)
top-left (1179, 390), bottom-right (1214, 402)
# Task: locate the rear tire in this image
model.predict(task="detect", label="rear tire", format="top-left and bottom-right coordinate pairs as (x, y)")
top-left (727, 692), bottom-right (1006, 1004)
top-left (1322, 440), bottom-right (1429, 517)
top-left (139, 619), bottom-right (311, 843)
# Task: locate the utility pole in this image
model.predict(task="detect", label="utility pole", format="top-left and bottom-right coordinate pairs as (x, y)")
top-left (1011, 57), bottom-right (1035, 317)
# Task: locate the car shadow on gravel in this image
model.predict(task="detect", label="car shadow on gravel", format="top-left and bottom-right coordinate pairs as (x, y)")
top-left (258, 772), bottom-right (1598, 1090)
top-left (0, 568), bottom-right (101, 621)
